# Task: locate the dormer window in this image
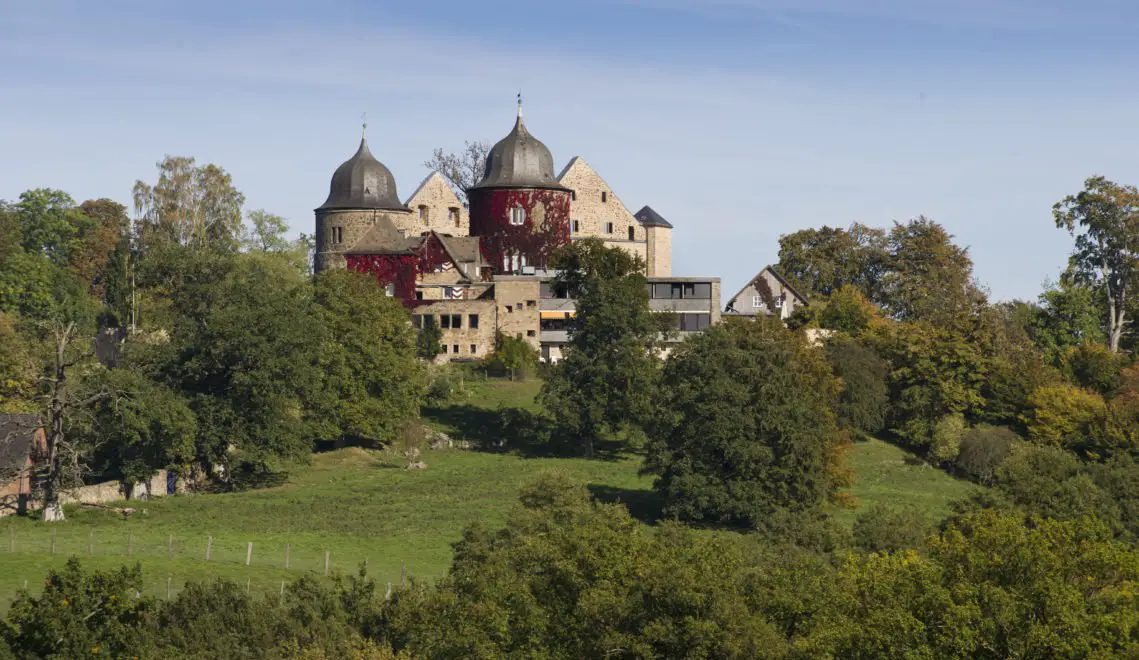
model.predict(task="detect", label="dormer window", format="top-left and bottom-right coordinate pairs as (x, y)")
top-left (510, 206), bottom-right (526, 226)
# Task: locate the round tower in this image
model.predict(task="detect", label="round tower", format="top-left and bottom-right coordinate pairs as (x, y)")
top-left (468, 99), bottom-right (571, 274)
top-left (314, 128), bottom-right (411, 273)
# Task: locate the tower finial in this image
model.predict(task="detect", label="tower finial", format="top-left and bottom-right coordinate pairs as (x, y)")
top-left (361, 112), bottom-right (367, 140)
top-left (517, 91), bottom-right (523, 119)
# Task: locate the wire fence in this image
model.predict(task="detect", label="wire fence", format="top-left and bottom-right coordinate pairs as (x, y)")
top-left (1, 525), bottom-right (416, 604)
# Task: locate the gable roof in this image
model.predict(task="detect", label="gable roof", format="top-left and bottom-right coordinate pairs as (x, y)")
top-left (634, 206), bottom-right (673, 228)
top-left (0, 414), bottom-right (41, 479)
top-left (344, 215), bottom-right (415, 255)
top-left (725, 266), bottom-right (809, 311)
top-left (404, 171), bottom-right (461, 206)
top-left (435, 234), bottom-right (481, 265)
top-left (556, 156), bottom-right (583, 182)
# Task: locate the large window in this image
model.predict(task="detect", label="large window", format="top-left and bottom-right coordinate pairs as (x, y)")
top-left (510, 206), bottom-right (526, 226)
top-left (441, 315), bottom-right (451, 329)
top-left (678, 313), bottom-right (711, 332)
top-left (650, 282), bottom-right (712, 299)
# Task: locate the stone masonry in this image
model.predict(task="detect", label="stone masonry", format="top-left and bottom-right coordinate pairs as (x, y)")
top-left (401, 172), bottom-right (469, 237)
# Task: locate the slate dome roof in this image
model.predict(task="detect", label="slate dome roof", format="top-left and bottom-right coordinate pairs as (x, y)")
top-left (318, 137), bottom-right (408, 211)
top-left (473, 107), bottom-right (568, 191)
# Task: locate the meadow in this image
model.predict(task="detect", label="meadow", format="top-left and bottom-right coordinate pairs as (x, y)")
top-left (0, 378), bottom-right (976, 608)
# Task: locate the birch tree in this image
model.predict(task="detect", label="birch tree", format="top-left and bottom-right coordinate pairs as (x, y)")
top-left (1053, 176), bottom-right (1139, 353)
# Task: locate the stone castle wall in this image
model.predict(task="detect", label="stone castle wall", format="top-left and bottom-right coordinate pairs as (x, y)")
top-left (314, 208), bottom-right (413, 273)
top-left (400, 173), bottom-right (469, 237)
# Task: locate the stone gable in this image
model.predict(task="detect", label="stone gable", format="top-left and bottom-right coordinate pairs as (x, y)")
top-left (402, 172), bottom-right (469, 237)
top-left (558, 157), bottom-right (644, 244)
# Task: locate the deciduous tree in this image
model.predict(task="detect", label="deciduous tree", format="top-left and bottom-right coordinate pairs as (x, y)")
top-left (422, 141), bottom-right (492, 204)
top-left (1053, 175), bottom-right (1139, 352)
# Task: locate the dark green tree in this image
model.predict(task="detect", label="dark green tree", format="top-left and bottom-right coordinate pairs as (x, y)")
top-left (881, 217), bottom-right (986, 325)
top-left (645, 317), bottom-right (847, 526)
top-left (416, 316), bottom-right (443, 361)
top-left (539, 239), bottom-right (662, 457)
top-left (824, 337), bottom-right (889, 435)
top-left (312, 269), bottom-right (425, 446)
top-left (1032, 275), bottom-right (1106, 366)
top-left (776, 223), bottom-right (888, 300)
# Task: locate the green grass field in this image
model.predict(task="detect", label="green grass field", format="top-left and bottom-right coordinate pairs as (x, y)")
top-left (0, 378), bottom-right (978, 610)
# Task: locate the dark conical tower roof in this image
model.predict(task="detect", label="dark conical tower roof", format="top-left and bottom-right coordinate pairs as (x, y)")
top-left (317, 136), bottom-right (409, 211)
top-left (472, 101), bottom-right (568, 191)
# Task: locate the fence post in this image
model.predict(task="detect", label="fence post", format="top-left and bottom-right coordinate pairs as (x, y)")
top-left (280, 581), bottom-right (285, 597)
top-left (166, 576), bottom-right (172, 599)
top-left (401, 562), bottom-right (407, 588)
top-left (167, 534), bottom-right (172, 558)
top-left (323, 551), bottom-right (330, 577)
top-left (127, 532), bottom-right (133, 556)
top-left (87, 531), bottom-right (93, 555)
top-left (246, 541), bottom-right (253, 566)
top-left (50, 529), bottom-right (56, 554)
top-left (8, 527), bottom-right (13, 553)
top-left (205, 536), bottom-right (212, 561)
top-left (284, 543), bottom-right (290, 570)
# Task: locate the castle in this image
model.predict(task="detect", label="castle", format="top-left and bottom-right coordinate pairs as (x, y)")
top-left (314, 101), bottom-right (720, 362)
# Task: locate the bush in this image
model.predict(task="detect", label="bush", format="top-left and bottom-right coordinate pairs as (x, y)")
top-left (929, 413), bottom-right (966, 464)
top-left (1021, 383), bottom-right (1107, 458)
top-left (1062, 341), bottom-right (1123, 396)
top-left (483, 332), bottom-right (539, 380)
top-left (852, 504), bottom-right (930, 553)
top-left (955, 425), bottom-right (1019, 484)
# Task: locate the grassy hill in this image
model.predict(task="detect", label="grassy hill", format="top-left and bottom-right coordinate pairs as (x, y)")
top-left (0, 378), bottom-right (976, 609)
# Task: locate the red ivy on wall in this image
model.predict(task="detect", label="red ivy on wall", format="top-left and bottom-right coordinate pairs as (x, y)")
top-left (469, 188), bottom-right (570, 273)
top-left (346, 254), bottom-right (419, 304)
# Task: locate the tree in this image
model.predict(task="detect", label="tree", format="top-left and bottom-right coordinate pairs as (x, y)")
top-left (483, 331), bottom-right (539, 380)
top-left (132, 155), bottom-right (246, 252)
top-left (1054, 175), bottom-right (1139, 353)
top-left (390, 473), bottom-right (784, 658)
top-left (1032, 274), bottom-right (1106, 365)
top-left (312, 269), bottom-right (425, 446)
top-left (539, 239), bottom-right (662, 457)
top-left (881, 217), bottom-right (986, 325)
top-left (153, 249), bottom-right (325, 477)
top-left (85, 367), bottom-right (196, 486)
top-left (645, 317), bottom-right (848, 526)
top-left (929, 413), bottom-right (966, 463)
top-left (817, 284), bottom-right (880, 335)
top-left (74, 199), bottom-right (130, 304)
top-left (1060, 340), bottom-right (1123, 396)
top-left (415, 316), bottom-right (443, 361)
top-left (1021, 383), bottom-right (1107, 458)
top-left (824, 338), bottom-right (889, 435)
top-left (240, 209), bottom-right (291, 253)
top-left (776, 223), bottom-right (888, 299)
top-left (954, 425), bottom-right (1019, 485)
top-left (422, 140), bottom-right (492, 204)
top-left (871, 321), bottom-right (987, 448)
top-left (0, 312), bottom-right (34, 411)
top-left (852, 504), bottom-right (930, 553)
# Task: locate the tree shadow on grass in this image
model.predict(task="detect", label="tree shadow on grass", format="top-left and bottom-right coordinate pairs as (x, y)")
top-left (587, 484), bottom-right (663, 524)
top-left (422, 404), bottom-right (624, 461)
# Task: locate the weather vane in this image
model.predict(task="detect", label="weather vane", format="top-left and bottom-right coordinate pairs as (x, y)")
top-left (362, 112), bottom-right (367, 138)
top-left (517, 91), bottom-right (523, 117)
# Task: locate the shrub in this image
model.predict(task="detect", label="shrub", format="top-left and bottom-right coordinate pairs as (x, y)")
top-left (824, 338), bottom-right (889, 435)
top-left (483, 332), bottom-right (539, 380)
top-left (955, 425), bottom-right (1019, 484)
top-left (852, 504), bottom-right (930, 553)
top-left (929, 413), bottom-right (966, 463)
top-left (1021, 383), bottom-right (1107, 457)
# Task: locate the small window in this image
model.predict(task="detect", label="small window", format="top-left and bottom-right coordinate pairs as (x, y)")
top-left (333, 226), bottom-right (343, 243)
top-left (418, 205), bottom-right (428, 221)
top-left (572, 219), bottom-right (580, 234)
top-left (449, 207), bottom-right (460, 227)
top-left (469, 314), bottom-right (479, 329)
top-left (507, 306), bottom-right (513, 313)
top-left (516, 302), bottom-right (523, 310)
top-left (526, 300), bottom-right (536, 308)
top-left (527, 330), bottom-right (536, 337)
top-left (628, 226), bottom-right (635, 240)
top-left (452, 344), bottom-right (459, 354)
top-left (441, 315), bottom-right (451, 329)
top-left (451, 314), bottom-right (462, 329)
top-left (775, 296), bottom-right (784, 309)
top-left (415, 291), bottom-right (424, 300)
top-left (683, 283), bottom-right (696, 298)
top-left (752, 295), bottom-right (763, 309)
top-left (510, 206), bottom-right (526, 226)
top-left (601, 191), bottom-right (608, 203)
top-left (470, 344), bottom-right (477, 354)
top-left (605, 222), bottom-right (614, 234)
top-left (571, 190), bottom-right (576, 201)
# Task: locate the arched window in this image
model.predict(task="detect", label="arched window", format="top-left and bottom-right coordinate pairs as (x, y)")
top-left (510, 206), bottom-right (526, 226)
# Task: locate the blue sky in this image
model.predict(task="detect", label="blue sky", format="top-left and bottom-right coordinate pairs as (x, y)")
top-left (2, 0), bottom-right (1138, 302)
